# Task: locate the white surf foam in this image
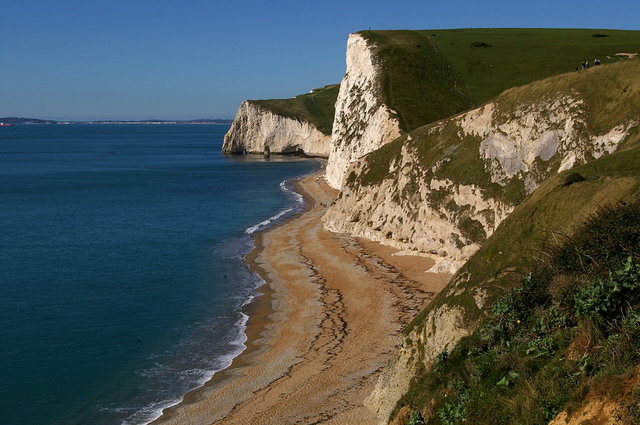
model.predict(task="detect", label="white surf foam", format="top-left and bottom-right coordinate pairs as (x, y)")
top-left (244, 179), bottom-right (305, 235)
top-left (125, 176), bottom-right (308, 425)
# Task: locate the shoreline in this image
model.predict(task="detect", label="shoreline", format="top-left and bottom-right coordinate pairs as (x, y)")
top-left (149, 170), bottom-right (318, 424)
top-left (153, 170), bottom-right (451, 425)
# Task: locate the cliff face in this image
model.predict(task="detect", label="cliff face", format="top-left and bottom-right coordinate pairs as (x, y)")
top-left (222, 101), bottom-right (332, 157)
top-left (324, 62), bottom-right (639, 274)
top-left (341, 61), bottom-right (640, 424)
top-left (221, 28), bottom-right (640, 424)
top-left (365, 305), bottom-right (473, 422)
top-left (325, 28), bottom-right (640, 190)
top-left (325, 33), bottom-right (402, 188)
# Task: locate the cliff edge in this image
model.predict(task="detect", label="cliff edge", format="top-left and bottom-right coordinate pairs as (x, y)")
top-left (222, 85), bottom-right (339, 157)
top-left (352, 60), bottom-right (640, 424)
top-left (325, 28), bottom-right (640, 189)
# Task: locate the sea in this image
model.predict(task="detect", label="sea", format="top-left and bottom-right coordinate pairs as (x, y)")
top-left (0, 124), bottom-right (319, 425)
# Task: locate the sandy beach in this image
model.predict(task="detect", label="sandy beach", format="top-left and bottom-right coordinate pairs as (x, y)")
top-left (153, 170), bottom-right (451, 425)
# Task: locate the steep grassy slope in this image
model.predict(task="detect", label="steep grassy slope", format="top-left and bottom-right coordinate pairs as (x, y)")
top-left (394, 146), bottom-right (640, 425)
top-left (359, 28), bottom-right (640, 133)
top-left (250, 84), bottom-right (339, 135)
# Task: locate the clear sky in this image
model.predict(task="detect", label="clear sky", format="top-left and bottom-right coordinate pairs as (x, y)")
top-left (1, 0), bottom-right (637, 120)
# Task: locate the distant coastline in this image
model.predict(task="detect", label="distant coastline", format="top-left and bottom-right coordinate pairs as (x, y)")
top-left (0, 117), bottom-right (233, 125)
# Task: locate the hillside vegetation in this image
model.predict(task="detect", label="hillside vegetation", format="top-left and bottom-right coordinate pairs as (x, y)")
top-left (346, 58), bottom-right (640, 321)
top-left (395, 145), bottom-right (640, 425)
top-left (250, 84), bottom-right (340, 135)
top-left (359, 59), bottom-right (640, 190)
top-left (359, 28), bottom-right (640, 133)
top-left (222, 26), bottom-right (640, 424)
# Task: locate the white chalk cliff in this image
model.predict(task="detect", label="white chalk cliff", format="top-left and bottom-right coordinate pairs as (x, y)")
top-left (325, 33), bottom-right (403, 189)
top-left (222, 101), bottom-right (331, 157)
top-left (324, 92), bottom-right (637, 275)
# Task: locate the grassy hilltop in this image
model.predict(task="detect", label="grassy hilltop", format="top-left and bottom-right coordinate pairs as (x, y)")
top-left (249, 84), bottom-right (340, 135)
top-left (356, 59), bottom-right (640, 191)
top-left (359, 28), bottom-right (640, 132)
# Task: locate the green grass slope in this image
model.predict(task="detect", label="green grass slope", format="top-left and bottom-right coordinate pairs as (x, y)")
top-left (250, 84), bottom-right (339, 135)
top-left (358, 28), bottom-right (640, 133)
top-left (396, 144), bottom-right (640, 425)
top-left (334, 59), bottom-right (640, 424)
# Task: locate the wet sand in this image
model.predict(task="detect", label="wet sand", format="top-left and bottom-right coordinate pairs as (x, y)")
top-left (153, 171), bottom-right (451, 425)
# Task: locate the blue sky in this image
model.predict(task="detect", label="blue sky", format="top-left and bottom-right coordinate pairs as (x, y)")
top-left (1, 0), bottom-right (638, 120)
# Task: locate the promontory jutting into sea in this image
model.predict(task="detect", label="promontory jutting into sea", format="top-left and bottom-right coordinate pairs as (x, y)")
top-left (3, 27), bottom-right (640, 425)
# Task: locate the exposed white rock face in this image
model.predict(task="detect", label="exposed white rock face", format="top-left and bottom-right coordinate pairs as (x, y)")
top-left (470, 98), bottom-right (636, 189)
top-left (364, 329), bottom-right (419, 423)
top-left (592, 123), bottom-right (633, 158)
top-left (324, 94), bottom-right (637, 275)
top-left (222, 101), bottom-right (331, 157)
top-left (324, 139), bottom-right (513, 273)
top-left (325, 33), bottom-right (402, 189)
top-left (345, 94), bottom-right (637, 423)
top-left (473, 97), bottom-right (584, 186)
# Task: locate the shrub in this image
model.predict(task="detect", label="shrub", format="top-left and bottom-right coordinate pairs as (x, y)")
top-left (561, 172), bottom-right (586, 186)
top-left (437, 380), bottom-right (470, 425)
top-left (435, 349), bottom-right (449, 372)
top-left (408, 411), bottom-right (426, 425)
top-left (525, 336), bottom-right (556, 358)
top-left (552, 201), bottom-right (640, 277)
top-left (396, 200), bottom-right (640, 424)
top-left (572, 257), bottom-right (640, 323)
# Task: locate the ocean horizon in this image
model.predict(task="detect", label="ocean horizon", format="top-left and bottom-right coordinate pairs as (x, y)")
top-left (0, 124), bottom-right (318, 425)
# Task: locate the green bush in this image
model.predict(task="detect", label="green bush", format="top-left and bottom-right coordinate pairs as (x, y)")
top-left (573, 257), bottom-right (640, 322)
top-left (408, 411), bottom-right (426, 425)
top-left (525, 336), bottom-right (556, 358)
top-left (437, 380), bottom-right (470, 425)
top-left (553, 201), bottom-right (640, 277)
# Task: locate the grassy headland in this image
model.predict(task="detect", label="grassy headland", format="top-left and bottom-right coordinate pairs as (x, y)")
top-left (250, 84), bottom-right (340, 135)
top-left (336, 57), bottom-right (640, 423)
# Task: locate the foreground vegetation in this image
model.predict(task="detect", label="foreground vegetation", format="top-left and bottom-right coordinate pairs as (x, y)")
top-left (398, 199), bottom-right (640, 424)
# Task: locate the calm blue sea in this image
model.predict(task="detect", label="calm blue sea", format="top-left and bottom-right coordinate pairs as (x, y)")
top-left (0, 124), bottom-right (318, 425)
